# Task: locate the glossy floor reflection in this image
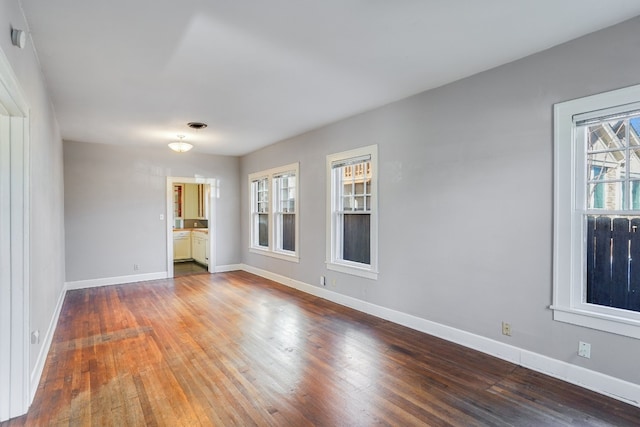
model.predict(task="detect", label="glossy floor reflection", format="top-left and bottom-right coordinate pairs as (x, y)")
top-left (5, 271), bottom-right (640, 426)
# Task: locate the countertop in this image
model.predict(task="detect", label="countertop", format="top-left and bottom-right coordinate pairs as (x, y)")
top-left (173, 228), bottom-right (208, 234)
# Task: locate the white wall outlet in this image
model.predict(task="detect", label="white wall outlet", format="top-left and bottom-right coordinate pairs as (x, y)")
top-left (134, 264), bottom-right (139, 271)
top-left (160, 214), bottom-right (164, 220)
top-left (30, 330), bottom-right (40, 344)
top-left (578, 341), bottom-right (591, 358)
top-left (501, 321), bottom-right (512, 336)
top-left (320, 276), bottom-right (326, 286)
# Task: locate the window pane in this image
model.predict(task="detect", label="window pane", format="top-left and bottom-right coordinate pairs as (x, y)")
top-left (632, 181), bottom-right (640, 210)
top-left (343, 214), bottom-right (370, 264)
top-left (282, 213), bottom-right (295, 251)
top-left (275, 173), bottom-right (295, 213)
top-left (588, 182), bottom-right (624, 210)
top-left (587, 151), bottom-right (624, 181)
top-left (586, 215), bottom-right (640, 312)
top-left (258, 214), bottom-right (268, 247)
top-left (589, 182), bottom-right (606, 209)
top-left (342, 196), bottom-right (352, 210)
top-left (630, 148), bottom-right (640, 179)
top-left (587, 121), bottom-right (627, 151)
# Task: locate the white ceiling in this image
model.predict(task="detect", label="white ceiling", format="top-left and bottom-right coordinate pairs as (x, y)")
top-left (20, 1), bottom-right (640, 156)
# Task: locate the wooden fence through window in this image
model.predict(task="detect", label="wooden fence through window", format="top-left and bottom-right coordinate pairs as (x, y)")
top-left (586, 216), bottom-right (640, 311)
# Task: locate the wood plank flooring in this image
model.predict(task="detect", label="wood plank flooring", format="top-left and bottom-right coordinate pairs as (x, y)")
top-left (4, 271), bottom-right (640, 426)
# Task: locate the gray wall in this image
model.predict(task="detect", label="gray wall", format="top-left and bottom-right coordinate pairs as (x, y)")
top-left (1, 0), bottom-right (66, 373)
top-left (241, 17), bottom-right (640, 384)
top-left (64, 141), bottom-right (240, 281)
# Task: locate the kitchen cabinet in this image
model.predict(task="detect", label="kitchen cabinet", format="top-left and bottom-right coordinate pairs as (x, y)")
top-left (184, 184), bottom-right (199, 219)
top-left (173, 230), bottom-right (191, 260)
top-left (191, 230), bottom-right (208, 266)
top-left (176, 183), bottom-right (206, 220)
top-left (173, 184), bottom-right (184, 219)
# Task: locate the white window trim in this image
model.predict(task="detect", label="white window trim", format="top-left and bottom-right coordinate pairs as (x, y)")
top-left (553, 83), bottom-right (640, 339)
top-left (326, 145), bottom-right (378, 280)
top-left (249, 163), bottom-right (299, 262)
top-left (250, 175), bottom-right (269, 250)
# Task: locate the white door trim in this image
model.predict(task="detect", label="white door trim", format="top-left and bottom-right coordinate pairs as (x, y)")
top-left (166, 177), bottom-right (218, 278)
top-left (0, 45), bottom-right (31, 422)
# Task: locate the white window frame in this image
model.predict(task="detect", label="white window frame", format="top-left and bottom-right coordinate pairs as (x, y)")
top-left (249, 163), bottom-right (299, 262)
top-left (250, 175), bottom-right (269, 250)
top-left (553, 84), bottom-right (640, 339)
top-left (273, 170), bottom-right (297, 255)
top-left (326, 145), bottom-right (378, 280)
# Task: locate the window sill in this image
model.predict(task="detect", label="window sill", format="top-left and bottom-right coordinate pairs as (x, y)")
top-left (550, 305), bottom-right (640, 339)
top-left (249, 247), bottom-right (299, 263)
top-left (326, 261), bottom-right (378, 280)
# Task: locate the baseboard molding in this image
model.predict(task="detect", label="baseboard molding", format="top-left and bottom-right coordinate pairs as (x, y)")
top-left (65, 271), bottom-right (168, 290)
top-left (214, 264), bottom-right (243, 273)
top-left (240, 264), bottom-right (640, 408)
top-left (30, 284), bottom-right (66, 402)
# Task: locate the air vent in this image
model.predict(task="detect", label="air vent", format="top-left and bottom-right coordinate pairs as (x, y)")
top-left (187, 122), bottom-right (208, 130)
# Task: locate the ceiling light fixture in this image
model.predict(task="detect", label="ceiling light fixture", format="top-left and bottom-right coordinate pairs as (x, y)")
top-left (168, 135), bottom-right (193, 153)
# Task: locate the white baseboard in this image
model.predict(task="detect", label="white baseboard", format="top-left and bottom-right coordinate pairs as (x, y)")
top-left (30, 284), bottom-right (66, 402)
top-left (65, 271), bottom-right (168, 290)
top-left (240, 264), bottom-right (640, 408)
top-left (214, 264), bottom-right (243, 273)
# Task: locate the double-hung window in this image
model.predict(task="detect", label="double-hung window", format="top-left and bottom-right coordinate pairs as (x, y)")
top-left (327, 145), bottom-right (378, 279)
top-left (250, 176), bottom-right (269, 249)
top-left (553, 84), bottom-right (640, 338)
top-left (274, 171), bottom-right (296, 253)
top-left (249, 163), bottom-right (299, 261)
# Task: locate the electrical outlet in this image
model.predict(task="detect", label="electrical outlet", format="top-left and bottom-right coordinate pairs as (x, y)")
top-left (578, 341), bottom-right (591, 358)
top-left (501, 321), bottom-right (512, 336)
top-left (134, 264), bottom-right (139, 271)
top-left (320, 276), bottom-right (326, 286)
top-left (30, 330), bottom-right (40, 345)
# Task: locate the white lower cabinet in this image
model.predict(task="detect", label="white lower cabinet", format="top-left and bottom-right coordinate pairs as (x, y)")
top-left (191, 231), bottom-right (208, 266)
top-left (173, 231), bottom-right (191, 260)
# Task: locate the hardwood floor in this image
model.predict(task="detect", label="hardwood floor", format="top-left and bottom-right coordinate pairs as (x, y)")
top-left (173, 261), bottom-right (208, 277)
top-left (4, 271), bottom-right (640, 426)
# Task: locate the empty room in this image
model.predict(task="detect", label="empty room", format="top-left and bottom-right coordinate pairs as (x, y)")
top-left (2, 1), bottom-right (640, 425)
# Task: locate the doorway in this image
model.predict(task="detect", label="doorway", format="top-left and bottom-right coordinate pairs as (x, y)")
top-left (166, 177), bottom-right (217, 278)
top-left (0, 52), bottom-right (31, 420)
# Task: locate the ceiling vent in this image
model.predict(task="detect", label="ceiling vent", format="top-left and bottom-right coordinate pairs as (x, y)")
top-left (187, 122), bottom-right (207, 130)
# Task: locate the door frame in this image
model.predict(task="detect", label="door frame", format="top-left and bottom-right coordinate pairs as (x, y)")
top-left (0, 47), bottom-right (31, 421)
top-left (166, 177), bottom-right (218, 277)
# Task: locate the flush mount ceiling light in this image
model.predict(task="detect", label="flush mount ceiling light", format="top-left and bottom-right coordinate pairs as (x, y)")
top-left (168, 135), bottom-right (193, 153)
